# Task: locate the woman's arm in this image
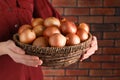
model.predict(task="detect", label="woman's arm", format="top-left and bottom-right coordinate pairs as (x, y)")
top-left (0, 40), bottom-right (42, 67)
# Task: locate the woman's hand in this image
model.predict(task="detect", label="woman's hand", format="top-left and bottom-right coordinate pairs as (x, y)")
top-left (80, 36), bottom-right (98, 61)
top-left (0, 40), bottom-right (43, 67)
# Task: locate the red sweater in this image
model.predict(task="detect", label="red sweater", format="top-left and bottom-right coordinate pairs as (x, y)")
top-left (0, 0), bottom-right (61, 80)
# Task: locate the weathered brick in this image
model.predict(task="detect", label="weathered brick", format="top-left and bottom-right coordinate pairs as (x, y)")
top-left (79, 62), bottom-right (101, 69)
top-left (78, 77), bottom-right (101, 80)
top-left (91, 24), bottom-right (115, 31)
top-left (104, 0), bottom-right (120, 7)
top-left (79, 16), bottom-right (103, 23)
top-left (102, 63), bottom-right (120, 69)
top-left (65, 8), bottom-right (89, 15)
top-left (66, 69), bottom-right (88, 76)
top-left (104, 16), bottom-right (120, 23)
top-left (54, 77), bottom-right (77, 80)
top-left (52, 0), bottom-right (76, 7)
top-left (102, 77), bottom-right (120, 80)
top-left (98, 40), bottom-right (114, 47)
top-left (78, 0), bottom-right (102, 7)
top-left (91, 55), bottom-right (114, 62)
top-left (103, 48), bottom-right (120, 54)
top-left (90, 8), bottom-right (115, 15)
top-left (103, 32), bottom-right (120, 39)
top-left (90, 70), bottom-right (113, 76)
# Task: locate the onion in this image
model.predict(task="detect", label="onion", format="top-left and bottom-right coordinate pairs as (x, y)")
top-left (49, 33), bottom-right (66, 47)
top-left (18, 24), bottom-right (32, 34)
top-left (66, 33), bottom-right (80, 46)
top-left (31, 18), bottom-right (44, 27)
top-left (44, 17), bottom-right (61, 27)
top-left (33, 25), bottom-right (46, 37)
top-left (32, 36), bottom-right (49, 47)
top-left (76, 29), bottom-right (89, 42)
top-left (78, 23), bottom-right (89, 33)
top-left (60, 20), bottom-right (77, 35)
top-left (19, 29), bottom-right (36, 44)
top-left (43, 26), bottom-right (60, 37)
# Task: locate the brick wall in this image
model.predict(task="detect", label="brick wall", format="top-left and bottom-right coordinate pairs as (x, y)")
top-left (42, 0), bottom-right (120, 80)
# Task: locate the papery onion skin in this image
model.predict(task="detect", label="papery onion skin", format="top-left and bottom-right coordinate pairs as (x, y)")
top-left (66, 33), bottom-right (80, 46)
top-left (18, 24), bottom-right (32, 34)
top-left (33, 25), bottom-right (46, 37)
top-left (32, 36), bottom-right (49, 47)
top-left (31, 18), bottom-right (44, 27)
top-left (76, 29), bottom-right (89, 42)
top-left (49, 33), bottom-right (66, 47)
top-left (19, 29), bottom-right (36, 44)
top-left (78, 23), bottom-right (89, 33)
top-left (44, 17), bottom-right (61, 27)
top-left (60, 20), bottom-right (77, 35)
top-left (43, 26), bottom-right (60, 37)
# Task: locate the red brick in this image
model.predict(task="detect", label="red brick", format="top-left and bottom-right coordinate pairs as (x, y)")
top-left (79, 62), bottom-right (101, 68)
top-left (102, 63), bottom-right (120, 69)
top-left (115, 40), bottom-right (120, 47)
top-left (90, 8), bottom-right (115, 15)
top-left (103, 48), bottom-right (120, 54)
top-left (91, 55), bottom-right (114, 62)
top-left (103, 32), bottom-right (120, 39)
top-left (63, 16), bottom-right (78, 23)
top-left (65, 8), bottom-right (89, 15)
top-left (66, 70), bottom-right (88, 76)
top-left (78, 77), bottom-right (101, 80)
top-left (90, 70), bottom-right (113, 76)
top-left (91, 24), bottom-right (115, 31)
top-left (52, 0), bottom-right (76, 7)
top-left (104, 0), bottom-right (120, 7)
top-left (113, 70), bottom-right (120, 76)
top-left (115, 55), bottom-right (120, 62)
top-left (43, 77), bottom-right (53, 80)
top-left (91, 32), bottom-right (102, 39)
top-left (42, 69), bottom-right (65, 76)
top-left (79, 16), bottom-right (103, 23)
top-left (102, 77), bottom-right (120, 80)
top-left (104, 16), bottom-right (120, 23)
top-left (98, 40), bottom-right (114, 47)
top-left (54, 77), bottom-right (76, 80)
top-left (116, 24), bottom-right (120, 31)
top-left (78, 0), bottom-right (102, 7)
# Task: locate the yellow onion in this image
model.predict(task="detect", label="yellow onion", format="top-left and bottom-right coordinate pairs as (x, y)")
top-left (44, 17), bottom-right (61, 27)
top-left (32, 36), bottom-right (49, 47)
top-left (66, 33), bottom-right (80, 46)
top-left (49, 33), bottom-right (66, 47)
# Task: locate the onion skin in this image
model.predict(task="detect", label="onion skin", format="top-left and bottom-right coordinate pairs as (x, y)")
top-left (49, 33), bottom-right (66, 47)
top-left (60, 20), bottom-right (77, 35)
top-left (31, 18), bottom-right (44, 27)
top-left (66, 33), bottom-right (80, 46)
top-left (43, 26), bottom-right (60, 37)
top-left (76, 29), bottom-right (89, 42)
top-left (33, 25), bottom-right (46, 37)
top-left (19, 29), bottom-right (36, 44)
top-left (18, 24), bottom-right (32, 34)
top-left (78, 23), bottom-right (89, 33)
top-left (44, 17), bottom-right (61, 27)
top-left (32, 36), bottom-right (49, 47)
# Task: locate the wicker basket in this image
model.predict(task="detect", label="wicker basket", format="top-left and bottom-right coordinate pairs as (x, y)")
top-left (13, 33), bottom-right (92, 68)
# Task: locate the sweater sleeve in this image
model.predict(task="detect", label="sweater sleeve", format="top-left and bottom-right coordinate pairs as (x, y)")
top-left (33, 0), bottom-right (62, 19)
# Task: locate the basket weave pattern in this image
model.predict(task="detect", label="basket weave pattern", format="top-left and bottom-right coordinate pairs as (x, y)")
top-left (13, 33), bottom-right (92, 68)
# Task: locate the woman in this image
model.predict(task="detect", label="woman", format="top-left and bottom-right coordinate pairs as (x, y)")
top-left (0, 0), bottom-right (98, 80)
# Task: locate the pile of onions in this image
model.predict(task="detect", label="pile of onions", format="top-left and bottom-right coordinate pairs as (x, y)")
top-left (18, 17), bottom-right (90, 47)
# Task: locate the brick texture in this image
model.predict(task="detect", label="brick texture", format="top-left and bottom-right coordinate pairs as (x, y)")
top-left (42, 0), bottom-right (120, 80)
